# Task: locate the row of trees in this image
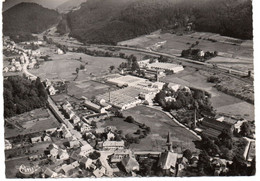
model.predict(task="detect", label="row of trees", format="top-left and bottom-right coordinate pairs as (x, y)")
top-left (4, 76), bottom-right (48, 118)
top-left (154, 84), bottom-right (214, 114)
top-left (181, 48), bottom-right (218, 62)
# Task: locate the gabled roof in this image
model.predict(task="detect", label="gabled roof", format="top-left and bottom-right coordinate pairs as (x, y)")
top-left (121, 156), bottom-right (139, 173)
top-left (103, 140), bottom-right (124, 147)
top-left (158, 151), bottom-right (178, 170)
top-left (44, 168), bottom-right (57, 177)
top-left (202, 117), bottom-right (233, 132)
top-left (202, 128), bottom-right (222, 138)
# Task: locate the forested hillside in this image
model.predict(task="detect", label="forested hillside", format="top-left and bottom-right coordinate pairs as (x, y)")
top-left (58, 0), bottom-right (252, 44)
top-left (3, 2), bottom-right (60, 41)
top-left (4, 76), bottom-right (48, 118)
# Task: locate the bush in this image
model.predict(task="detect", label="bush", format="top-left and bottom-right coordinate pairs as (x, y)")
top-left (125, 116), bottom-right (135, 123)
top-left (89, 151), bottom-right (101, 160)
top-left (207, 76), bottom-right (221, 83)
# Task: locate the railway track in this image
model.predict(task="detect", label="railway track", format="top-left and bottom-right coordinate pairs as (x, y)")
top-left (57, 41), bottom-right (254, 85)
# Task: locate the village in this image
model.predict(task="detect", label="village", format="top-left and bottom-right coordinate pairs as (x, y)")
top-left (3, 30), bottom-right (255, 178)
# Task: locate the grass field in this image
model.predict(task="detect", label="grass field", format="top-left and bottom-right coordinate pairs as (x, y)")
top-left (30, 50), bottom-right (126, 81)
top-left (5, 108), bottom-right (60, 138)
top-left (118, 31), bottom-right (253, 72)
top-left (5, 157), bottom-right (33, 178)
top-left (101, 106), bottom-right (199, 152)
top-left (161, 69), bottom-right (254, 121)
top-left (67, 80), bottom-right (117, 100)
top-left (98, 117), bottom-right (140, 136)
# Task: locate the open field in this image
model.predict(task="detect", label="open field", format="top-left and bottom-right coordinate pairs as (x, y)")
top-left (118, 31), bottom-right (253, 72)
top-left (161, 69), bottom-right (254, 121)
top-left (29, 49), bottom-right (126, 81)
top-left (5, 108), bottom-right (60, 138)
top-left (121, 106), bottom-right (199, 152)
top-left (67, 80), bottom-right (117, 100)
top-left (98, 117), bottom-right (140, 136)
top-left (5, 157), bottom-right (34, 178)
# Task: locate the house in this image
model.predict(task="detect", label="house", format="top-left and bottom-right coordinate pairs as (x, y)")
top-left (121, 155), bottom-right (140, 173)
top-left (79, 144), bottom-right (94, 157)
top-left (43, 168), bottom-right (58, 178)
top-left (3, 67), bottom-right (9, 73)
top-left (43, 79), bottom-right (52, 88)
top-left (168, 83), bottom-right (181, 92)
top-left (138, 59), bottom-right (151, 68)
top-left (16, 66), bottom-right (23, 72)
top-left (62, 101), bottom-right (73, 110)
top-left (71, 161), bottom-right (80, 168)
top-left (46, 127), bottom-right (57, 134)
top-left (102, 140), bottom-right (125, 150)
top-left (107, 131), bottom-right (115, 141)
top-left (9, 66), bottom-right (16, 72)
top-left (43, 135), bottom-right (52, 142)
top-left (69, 140), bottom-right (80, 148)
top-left (79, 123), bottom-right (92, 133)
top-left (99, 99), bottom-right (112, 110)
top-left (71, 115), bottom-right (80, 124)
top-left (58, 124), bottom-right (72, 138)
top-left (93, 166), bottom-right (106, 178)
top-left (5, 139), bottom-right (12, 150)
top-left (28, 63), bottom-right (35, 69)
top-left (79, 157), bottom-right (93, 169)
top-left (31, 136), bottom-right (42, 144)
top-left (82, 113), bottom-right (108, 124)
top-left (201, 117), bottom-right (234, 139)
top-left (56, 48), bottom-right (64, 55)
top-left (147, 62), bottom-right (184, 74)
top-left (84, 100), bottom-right (106, 113)
top-left (95, 127), bottom-right (105, 134)
top-left (198, 50), bottom-right (205, 57)
top-left (48, 85), bottom-right (57, 96)
top-left (109, 150), bottom-right (131, 163)
top-left (158, 151), bottom-right (178, 175)
top-left (60, 164), bottom-right (75, 176)
top-left (49, 144), bottom-right (69, 161)
top-left (66, 109), bottom-right (75, 120)
top-left (58, 150), bottom-right (70, 160)
top-left (234, 120), bottom-right (247, 133)
top-left (212, 158), bottom-right (230, 176)
top-left (85, 132), bottom-right (96, 139)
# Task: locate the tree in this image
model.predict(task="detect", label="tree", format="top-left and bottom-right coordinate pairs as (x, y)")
top-left (131, 60), bottom-right (140, 72)
top-left (115, 110), bottom-right (124, 118)
top-left (240, 122), bottom-right (251, 137)
top-left (125, 116), bottom-right (135, 123)
top-left (76, 68), bottom-right (79, 74)
top-left (89, 151), bottom-right (100, 160)
top-left (183, 149), bottom-right (192, 160)
top-left (80, 64), bottom-right (85, 70)
top-left (109, 65), bottom-right (115, 72)
top-left (228, 155), bottom-right (248, 176)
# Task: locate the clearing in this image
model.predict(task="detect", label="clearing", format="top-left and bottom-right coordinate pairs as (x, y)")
top-left (5, 108), bottom-right (60, 138)
top-left (102, 106), bottom-right (199, 152)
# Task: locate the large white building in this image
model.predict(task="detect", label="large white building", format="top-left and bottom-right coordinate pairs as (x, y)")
top-left (148, 62), bottom-right (184, 73)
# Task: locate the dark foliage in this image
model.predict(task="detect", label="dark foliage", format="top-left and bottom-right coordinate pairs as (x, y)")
top-left (3, 3), bottom-right (60, 40)
top-left (4, 76), bottom-right (48, 118)
top-left (58, 0), bottom-right (252, 44)
top-left (89, 151), bottom-right (101, 160)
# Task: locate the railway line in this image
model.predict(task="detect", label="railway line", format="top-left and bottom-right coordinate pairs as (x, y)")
top-left (66, 42), bottom-right (253, 85)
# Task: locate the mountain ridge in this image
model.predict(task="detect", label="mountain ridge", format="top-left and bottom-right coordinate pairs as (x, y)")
top-left (56, 0), bottom-right (252, 44)
top-left (3, 2), bottom-right (60, 42)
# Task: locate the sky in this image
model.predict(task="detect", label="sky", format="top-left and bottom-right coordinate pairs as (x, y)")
top-left (2, 0), bottom-right (69, 11)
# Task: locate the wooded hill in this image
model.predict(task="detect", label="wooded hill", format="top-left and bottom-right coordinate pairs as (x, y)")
top-left (3, 2), bottom-right (60, 41)
top-left (58, 0), bottom-right (252, 44)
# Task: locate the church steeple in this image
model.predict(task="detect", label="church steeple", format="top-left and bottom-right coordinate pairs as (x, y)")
top-left (166, 131), bottom-right (172, 152)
